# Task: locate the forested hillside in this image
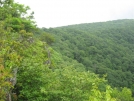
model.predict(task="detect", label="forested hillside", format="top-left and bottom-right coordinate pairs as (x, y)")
top-left (0, 0), bottom-right (134, 101)
top-left (43, 19), bottom-right (134, 95)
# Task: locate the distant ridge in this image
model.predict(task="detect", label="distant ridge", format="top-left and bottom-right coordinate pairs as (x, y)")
top-left (53, 19), bottom-right (134, 28)
top-left (43, 19), bottom-right (134, 95)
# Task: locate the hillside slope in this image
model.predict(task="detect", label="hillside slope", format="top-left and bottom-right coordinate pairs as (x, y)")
top-left (43, 19), bottom-right (134, 93)
top-left (1, 0), bottom-right (134, 100)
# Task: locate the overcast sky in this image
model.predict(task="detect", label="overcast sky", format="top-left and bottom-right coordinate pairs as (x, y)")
top-left (15, 0), bottom-right (134, 28)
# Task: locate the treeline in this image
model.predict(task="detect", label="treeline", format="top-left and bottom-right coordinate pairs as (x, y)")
top-left (0, 0), bottom-right (134, 101)
top-left (43, 19), bottom-right (134, 95)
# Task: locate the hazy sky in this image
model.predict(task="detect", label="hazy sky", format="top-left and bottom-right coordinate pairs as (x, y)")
top-left (15, 0), bottom-right (134, 28)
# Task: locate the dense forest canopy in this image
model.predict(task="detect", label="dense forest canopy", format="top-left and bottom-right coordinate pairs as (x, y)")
top-left (43, 19), bottom-right (134, 96)
top-left (0, 0), bottom-right (134, 101)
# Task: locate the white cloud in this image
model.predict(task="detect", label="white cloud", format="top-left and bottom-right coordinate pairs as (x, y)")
top-left (15, 0), bottom-right (134, 28)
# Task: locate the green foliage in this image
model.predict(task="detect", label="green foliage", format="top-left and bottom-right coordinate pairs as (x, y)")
top-left (0, 64), bottom-right (13, 101)
top-left (0, 0), bottom-right (36, 100)
top-left (0, 22), bottom-right (20, 101)
top-left (89, 85), bottom-right (116, 101)
top-left (40, 32), bottom-right (55, 45)
top-left (0, 0), bottom-right (134, 100)
top-left (112, 87), bottom-right (134, 101)
top-left (44, 20), bottom-right (134, 95)
top-left (0, 0), bottom-right (36, 32)
top-left (5, 17), bottom-right (36, 32)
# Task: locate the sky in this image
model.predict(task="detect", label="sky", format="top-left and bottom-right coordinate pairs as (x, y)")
top-left (15, 0), bottom-right (134, 28)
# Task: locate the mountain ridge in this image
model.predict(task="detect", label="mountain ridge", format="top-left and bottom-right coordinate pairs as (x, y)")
top-left (42, 19), bottom-right (134, 95)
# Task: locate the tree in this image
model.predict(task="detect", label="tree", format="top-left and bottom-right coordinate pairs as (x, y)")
top-left (0, 0), bottom-right (37, 100)
top-left (40, 32), bottom-right (55, 45)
